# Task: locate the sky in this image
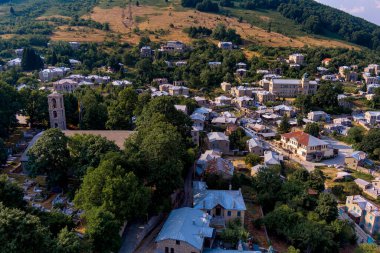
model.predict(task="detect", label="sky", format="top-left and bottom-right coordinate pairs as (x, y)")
top-left (315, 0), bottom-right (380, 25)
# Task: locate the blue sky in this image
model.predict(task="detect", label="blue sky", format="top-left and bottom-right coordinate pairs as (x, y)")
top-left (315, 0), bottom-right (380, 25)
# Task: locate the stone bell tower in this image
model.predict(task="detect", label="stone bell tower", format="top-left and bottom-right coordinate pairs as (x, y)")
top-left (48, 92), bottom-right (66, 130)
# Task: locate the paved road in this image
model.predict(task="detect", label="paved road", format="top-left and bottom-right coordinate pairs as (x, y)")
top-left (119, 221), bottom-right (145, 253)
top-left (119, 163), bottom-right (195, 253)
top-left (319, 136), bottom-right (354, 166)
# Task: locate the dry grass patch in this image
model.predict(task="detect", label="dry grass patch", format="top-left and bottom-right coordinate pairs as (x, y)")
top-left (36, 15), bottom-right (71, 21)
top-left (83, 4), bottom-right (359, 49)
top-left (51, 25), bottom-right (108, 42)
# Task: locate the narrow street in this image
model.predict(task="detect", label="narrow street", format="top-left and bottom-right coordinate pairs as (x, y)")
top-left (119, 163), bottom-right (194, 253)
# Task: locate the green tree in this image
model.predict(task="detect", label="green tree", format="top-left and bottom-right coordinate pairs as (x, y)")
top-left (354, 244), bottom-right (379, 253)
top-left (19, 88), bottom-right (49, 127)
top-left (245, 153), bottom-right (261, 166)
top-left (85, 207), bottom-right (121, 253)
top-left (229, 128), bottom-right (249, 151)
top-left (304, 122), bottom-right (320, 137)
top-left (293, 94), bottom-right (312, 114)
top-left (347, 126), bottom-right (365, 144)
top-left (21, 47), bottom-right (44, 71)
top-left (68, 134), bottom-right (119, 179)
top-left (312, 83), bottom-right (342, 109)
top-left (35, 210), bottom-right (75, 236)
top-left (27, 128), bottom-right (70, 188)
top-left (106, 88), bottom-right (138, 130)
top-left (0, 138), bottom-right (7, 165)
top-left (78, 88), bottom-right (108, 130)
top-left (133, 92), bottom-right (151, 116)
top-left (358, 128), bottom-right (380, 158)
top-left (64, 93), bottom-right (79, 127)
top-left (56, 227), bottom-right (85, 253)
top-left (74, 153), bottom-right (150, 222)
top-left (138, 96), bottom-right (192, 140)
top-left (287, 246), bottom-right (301, 253)
top-left (0, 175), bottom-right (25, 209)
top-left (138, 118), bottom-right (186, 196)
top-left (315, 193), bottom-right (338, 223)
top-left (0, 203), bottom-right (53, 253)
top-left (253, 167), bottom-right (283, 211)
top-left (329, 219), bottom-right (356, 247)
top-left (278, 114), bottom-right (291, 134)
top-left (0, 82), bottom-right (21, 137)
top-left (220, 218), bottom-right (249, 246)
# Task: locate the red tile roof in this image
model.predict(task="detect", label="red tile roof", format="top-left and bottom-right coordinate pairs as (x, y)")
top-left (282, 131), bottom-right (310, 146)
top-left (281, 131), bottom-right (327, 147)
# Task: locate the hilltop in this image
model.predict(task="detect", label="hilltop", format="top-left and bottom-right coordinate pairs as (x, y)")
top-left (0, 0), bottom-right (372, 50)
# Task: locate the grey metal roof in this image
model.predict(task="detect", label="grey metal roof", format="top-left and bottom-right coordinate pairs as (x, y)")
top-left (193, 190), bottom-right (246, 211)
top-left (271, 79), bottom-right (300, 85)
top-left (155, 207), bottom-right (214, 250)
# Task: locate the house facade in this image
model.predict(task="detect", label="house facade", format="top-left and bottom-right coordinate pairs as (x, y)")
top-left (207, 132), bottom-right (230, 154)
top-left (155, 207), bottom-right (214, 253)
top-left (365, 111), bottom-right (380, 125)
top-left (193, 188), bottom-right (246, 229)
top-left (345, 151), bottom-right (374, 171)
top-left (281, 131), bottom-right (335, 161)
top-left (53, 79), bottom-right (79, 93)
top-left (268, 75), bottom-right (318, 98)
top-left (345, 195), bottom-right (380, 235)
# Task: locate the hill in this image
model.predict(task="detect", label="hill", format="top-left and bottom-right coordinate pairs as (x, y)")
top-left (0, 0), bottom-right (375, 50)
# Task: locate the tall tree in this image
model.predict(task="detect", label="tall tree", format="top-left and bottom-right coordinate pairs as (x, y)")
top-left (315, 193), bottom-right (338, 223)
top-left (278, 114), bottom-right (291, 134)
top-left (21, 47), bottom-right (44, 71)
top-left (84, 207), bottom-right (121, 253)
top-left (56, 227), bottom-right (86, 253)
top-left (0, 203), bottom-right (53, 253)
top-left (0, 82), bottom-right (21, 138)
top-left (138, 118), bottom-right (186, 196)
top-left (0, 175), bottom-right (25, 208)
top-left (106, 88), bottom-right (138, 130)
top-left (138, 96), bottom-right (192, 139)
top-left (78, 88), bottom-right (108, 130)
top-left (27, 128), bottom-right (70, 188)
top-left (0, 138), bottom-right (7, 165)
top-left (68, 134), bottom-right (119, 179)
top-left (19, 88), bottom-right (49, 127)
top-left (304, 123), bottom-right (320, 137)
top-left (64, 93), bottom-right (79, 127)
top-left (74, 152), bottom-right (150, 222)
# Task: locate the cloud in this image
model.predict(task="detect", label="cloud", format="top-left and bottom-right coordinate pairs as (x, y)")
top-left (340, 5), bottom-right (365, 14)
top-left (375, 0), bottom-right (380, 9)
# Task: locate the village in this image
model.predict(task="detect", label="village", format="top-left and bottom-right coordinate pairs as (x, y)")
top-left (2, 37), bottom-right (380, 253)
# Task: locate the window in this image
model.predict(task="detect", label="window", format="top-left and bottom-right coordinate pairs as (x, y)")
top-left (237, 211), bottom-right (241, 217)
top-left (165, 247), bottom-right (169, 253)
top-left (227, 211), bottom-right (231, 216)
top-left (170, 248), bottom-right (174, 253)
top-left (53, 111), bottom-right (58, 118)
top-left (176, 240), bottom-right (180, 245)
top-left (52, 98), bottom-right (57, 109)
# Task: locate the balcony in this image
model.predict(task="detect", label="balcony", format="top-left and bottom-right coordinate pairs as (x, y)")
top-left (210, 216), bottom-right (226, 229)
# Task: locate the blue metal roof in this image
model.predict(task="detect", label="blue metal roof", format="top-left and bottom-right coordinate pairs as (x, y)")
top-left (156, 207), bottom-right (214, 250)
top-left (193, 190), bottom-right (246, 211)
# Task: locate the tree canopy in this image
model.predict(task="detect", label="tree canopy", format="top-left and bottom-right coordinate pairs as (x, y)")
top-left (27, 128), bottom-right (70, 188)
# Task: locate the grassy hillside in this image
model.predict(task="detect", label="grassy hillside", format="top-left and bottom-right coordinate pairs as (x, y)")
top-left (0, 0), bottom-right (364, 50)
